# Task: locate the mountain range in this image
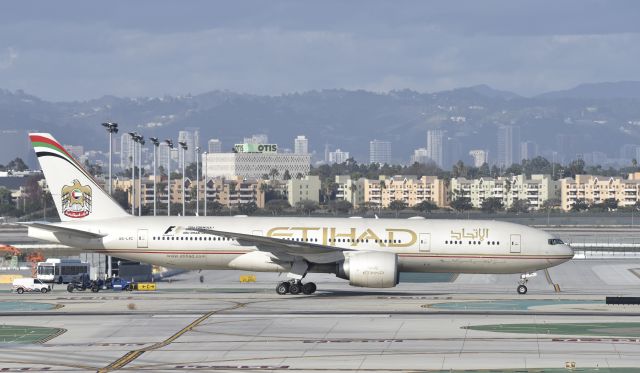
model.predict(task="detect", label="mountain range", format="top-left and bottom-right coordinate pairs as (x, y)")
top-left (2, 81), bottom-right (640, 167)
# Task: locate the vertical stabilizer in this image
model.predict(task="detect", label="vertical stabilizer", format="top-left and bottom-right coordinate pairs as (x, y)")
top-left (29, 133), bottom-right (130, 221)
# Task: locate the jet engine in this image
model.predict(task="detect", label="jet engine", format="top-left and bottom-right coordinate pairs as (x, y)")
top-left (336, 251), bottom-right (399, 288)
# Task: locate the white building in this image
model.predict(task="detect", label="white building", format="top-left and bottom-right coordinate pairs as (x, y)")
top-left (411, 148), bottom-right (429, 164)
top-left (520, 141), bottom-right (539, 161)
top-left (120, 134), bottom-right (135, 170)
top-left (497, 125), bottom-right (521, 167)
top-left (451, 174), bottom-right (559, 210)
top-left (244, 134), bottom-right (268, 144)
top-left (369, 140), bottom-right (391, 164)
top-left (204, 153), bottom-right (311, 180)
top-left (208, 139), bottom-right (222, 153)
top-left (426, 129), bottom-right (445, 167)
top-left (469, 149), bottom-right (488, 167)
top-left (329, 149), bottom-right (350, 164)
top-left (294, 135), bottom-right (308, 155)
top-left (178, 129), bottom-right (199, 165)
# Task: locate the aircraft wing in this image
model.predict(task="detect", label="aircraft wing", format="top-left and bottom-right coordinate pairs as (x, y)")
top-left (21, 222), bottom-right (106, 240)
top-left (189, 227), bottom-right (353, 263)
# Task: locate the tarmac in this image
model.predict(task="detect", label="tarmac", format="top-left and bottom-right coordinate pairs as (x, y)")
top-left (0, 259), bottom-right (639, 372)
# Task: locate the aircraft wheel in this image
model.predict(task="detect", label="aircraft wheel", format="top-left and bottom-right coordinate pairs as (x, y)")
top-left (302, 282), bottom-right (316, 295)
top-left (289, 282), bottom-right (302, 295)
top-left (276, 282), bottom-right (290, 295)
top-left (517, 285), bottom-right (527, 295)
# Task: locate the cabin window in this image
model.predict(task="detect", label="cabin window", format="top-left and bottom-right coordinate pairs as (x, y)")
top-left (548, 238), bottom-right (564, 245)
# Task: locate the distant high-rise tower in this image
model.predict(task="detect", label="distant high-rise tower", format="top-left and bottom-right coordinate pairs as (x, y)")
top-left (329, 149), bottom-right (350, 164)
top-left (369, 140), bottom-right (392, 164)
top-left (411, 148), bottom-right (429, 164)
top-left (426, 129), bottom-right (445, 167)
top-left (497, 125), bottom-right (521, 167)
top-left (158, 142), bottom-right (171, 171)
top-left (120, 133), bottom-right (135, 170)
top-left (469, 149), bottom-right (488, 167)
top-left (178, 128), bottom-right (199, 164)
top-left (294, 135), bottom-right (308, 155)
top-left (208, 139), bottom-right (222, 153)
top-left (520, 141), bottom-right (539, 161)
top-left (244, 134), bottom-right (268, 144)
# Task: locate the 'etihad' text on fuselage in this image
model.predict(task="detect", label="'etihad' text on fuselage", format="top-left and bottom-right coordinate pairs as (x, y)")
top-left (266, 227), bottom-right (417, 247)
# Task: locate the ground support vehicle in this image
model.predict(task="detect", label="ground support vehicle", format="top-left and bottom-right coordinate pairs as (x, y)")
top-left (12, 278), bottom-right (51, 294)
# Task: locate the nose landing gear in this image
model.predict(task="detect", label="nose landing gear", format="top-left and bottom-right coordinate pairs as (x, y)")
top-left (276, 280), bottom-right (317, 295)
top-left (517, 272), bottom-right (537, 295)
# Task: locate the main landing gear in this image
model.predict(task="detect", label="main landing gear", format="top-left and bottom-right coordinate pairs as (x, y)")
top-left (276, 280), bottom-right (317, 295)
top-left (517, 272), bottom-right (537, 295)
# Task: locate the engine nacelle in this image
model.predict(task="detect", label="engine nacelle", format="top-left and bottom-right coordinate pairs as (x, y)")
top-left (336, 251), bottom-right (399, 288)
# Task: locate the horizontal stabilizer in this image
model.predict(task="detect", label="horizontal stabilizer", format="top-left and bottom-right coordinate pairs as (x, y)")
top-left (21, 222), bottom-right (106, 240)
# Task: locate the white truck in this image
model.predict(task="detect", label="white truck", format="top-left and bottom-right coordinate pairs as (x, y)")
top-left (12, 278), bottom-right (51, 294)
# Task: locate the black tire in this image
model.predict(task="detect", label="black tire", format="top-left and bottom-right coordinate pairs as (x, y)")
top-left (289, 282), bottom-right (302, 295)
top-left (517, 285), bottom-right (527, 295)
top-left (58, 277), bottom-right (63, 284)
top-left (91, 286), bottom-right (99, 293)
top-left (41, 288), bottom-right (49, 294)
top-left (67, 284), bottom-right (74, 293)
top-left (276, 282), bottom-right (289, 295)
top-left (302, 282), bottom-right (317, 295)
top-left (17, 288), bottom-right (24, 294)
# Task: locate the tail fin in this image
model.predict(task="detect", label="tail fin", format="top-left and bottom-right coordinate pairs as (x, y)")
top-left (29, 133), bottom-right (130, 221)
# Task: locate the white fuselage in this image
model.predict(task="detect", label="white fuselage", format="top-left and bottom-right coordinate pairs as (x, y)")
top-left (28, 216), bottom-right (573, 275)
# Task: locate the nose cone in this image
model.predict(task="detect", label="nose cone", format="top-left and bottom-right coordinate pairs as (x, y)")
top-left (558, 244), bottom-right (574, 263)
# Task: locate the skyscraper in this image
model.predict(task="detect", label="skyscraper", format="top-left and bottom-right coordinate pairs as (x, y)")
top-left (426, 129), bottom-right (445, 167)
top-left (244, 134), bottom-right (268, 144)
top-left (120, 133), bottom-right (135, 170)
top-left (410, 148), bottom-right (429, 164)
top-left (329, 149), bottom-right (350, 164)
top-left (369, 140), bottom-right (392, 164)
top-left (497, 125), bottom-right (521, 167)
top-left (178, 128), bottom-right (199, 164)
top-left (469, 149), bottom-right (488, 167)
top-left (294, 135), bottom-right (308, 155)
top-left (520, 141), bottom-right (539, 161)
top-left (208, 139), bottom-right (222, 153)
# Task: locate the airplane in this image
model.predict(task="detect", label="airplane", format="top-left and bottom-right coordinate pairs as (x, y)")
top-left (24, 133), bottom-right (573, 295)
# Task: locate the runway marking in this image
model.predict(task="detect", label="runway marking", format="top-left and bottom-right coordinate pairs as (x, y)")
top-left (97, 301), bottom-right (246, 373)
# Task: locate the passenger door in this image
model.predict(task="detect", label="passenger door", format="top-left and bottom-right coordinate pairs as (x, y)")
top-left (419, 233), bottom-right (431, 252)
top-left (137, 229), bottom-right (148, 248)
top-left (510, 234), bottom-right (521, 254)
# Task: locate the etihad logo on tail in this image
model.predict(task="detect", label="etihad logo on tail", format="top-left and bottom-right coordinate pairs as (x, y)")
top-left (61, 180), bottom-right (92, 218)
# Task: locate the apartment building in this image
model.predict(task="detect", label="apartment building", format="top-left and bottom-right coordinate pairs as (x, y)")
top-left (450, 174), bottom-right (559, 210)
top-left (560, 173), bottom-right (640, 211)
top-left (287, 175), bottom-right (321, 206)
top-left (335, 175), bottom-right (447, 209)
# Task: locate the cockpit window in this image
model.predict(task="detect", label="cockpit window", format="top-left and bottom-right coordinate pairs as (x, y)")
top-left (548, 238), bottom-right (564, 245)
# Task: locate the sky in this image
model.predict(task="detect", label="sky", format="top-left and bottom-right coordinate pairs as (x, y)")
top-left (0, 0), bottom-right (639, 101)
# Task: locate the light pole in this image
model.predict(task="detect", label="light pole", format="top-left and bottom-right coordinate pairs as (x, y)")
top-left (164, 139), bottom-right (174, 216)
top-left (203, 151), bottom-right (208, 216)
top-left (101, 122), bottom-right (118, 194)
top-left (150, 137), bottom-right (159, 216)
top-left (127, 132), bottom-right (137, 215)
top-left (136, 135), bottom-right (145, 216)
top-left (178, 141), bottom-right (188, 216)
top-left (101, 122), bottom-right (118, 279)
top-left (195, 146), bottom-right (200, 216)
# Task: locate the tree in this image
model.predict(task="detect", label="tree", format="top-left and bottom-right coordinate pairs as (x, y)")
top-left (450, 197), bottom-right (472, 212)
top-left (481, 197), bottom-right (504, 214)
top-left (508, 199), bottom-right (529, 214)
top-left (414, 200), bottom-right (438, 215)
top-left (452, 161), bottom-right (468, 178)
top-left (269, 168), bottom-right (280, 181)
top-left (206, 201), bottom-right (224, 215)
top-left (5, 158), bottom-right (28, 172)
top-left (388, 199), bottom-right (407, 217)
top-left (296, 199), bottom-right (318, 215)
top-left (265, 199), bottom-right (290, 215)
top-left (283, 170), bottom-right (292, 180)
top-left (328, 200), bottom-right (352, 215)
top-left (238, 201), bottom-right (258, 215)
top-left (112, 188), bottom-right (130, 210)
top-left (571, 199), bottom-right (589, 212)
top-left (542, 198), bottom-right (561, 211)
